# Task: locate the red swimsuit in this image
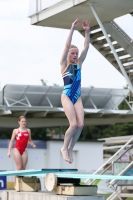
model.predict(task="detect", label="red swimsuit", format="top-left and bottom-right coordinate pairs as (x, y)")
top-left (14, 129), bottom-right (29, 155)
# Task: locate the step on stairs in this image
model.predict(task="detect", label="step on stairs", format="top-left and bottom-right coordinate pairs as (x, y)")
top-left (107, 185), bottom-right (133, 200)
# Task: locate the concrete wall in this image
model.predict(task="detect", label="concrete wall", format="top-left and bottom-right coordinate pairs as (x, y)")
top-left (46, 140), bottom-right (103, 172)
top-left (0, 148), bottom-right (47, 171)
top-left (0, 148), bottom-right (47, 184)
top-left (0, 190), bottom-right (106, 200)
top-left (0, 140), bottom-right (103, 188)
top-left (0, 140), bottom-right (103, 172)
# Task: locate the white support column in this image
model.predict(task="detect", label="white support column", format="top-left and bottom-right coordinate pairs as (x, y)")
top-left (36, 0), bottom-right (39, 22)
top-left (90, 4), bottom-right (133, 94)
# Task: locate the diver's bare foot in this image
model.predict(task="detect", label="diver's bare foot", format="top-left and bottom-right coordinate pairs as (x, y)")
top-left (61, 148), bottom-right (70, 162)
top-left (68, 149), bottom-right (73, 164)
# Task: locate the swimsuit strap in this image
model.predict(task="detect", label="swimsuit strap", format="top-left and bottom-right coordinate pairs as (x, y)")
top-left (17, 128), bottom-right (28, 133)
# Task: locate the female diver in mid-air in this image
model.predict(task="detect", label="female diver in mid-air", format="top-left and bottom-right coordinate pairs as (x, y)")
top-left (60, 18), bottom-right (90, 164)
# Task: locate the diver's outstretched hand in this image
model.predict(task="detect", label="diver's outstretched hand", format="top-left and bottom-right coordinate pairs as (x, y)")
top-left (71, 18), bottom-right (79, 29)
top-left (82, 20), bottom-right (90, 31)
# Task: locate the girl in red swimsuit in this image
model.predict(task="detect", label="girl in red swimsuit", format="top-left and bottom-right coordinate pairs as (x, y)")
top-left (7, 116), bottom-right (36, 172)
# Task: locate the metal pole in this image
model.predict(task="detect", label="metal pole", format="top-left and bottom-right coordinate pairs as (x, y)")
top-left (36, 0), bottom-right (39, 22)
top-left (36, 0), bottom-right (38, 13)
top-left (89, 4), bottom-right (133, 94)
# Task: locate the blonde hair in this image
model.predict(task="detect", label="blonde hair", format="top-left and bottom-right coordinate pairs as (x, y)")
top-left (18, 116), bottom-right (26, 122)
top-left (69, 45), bottom-right (78, 49)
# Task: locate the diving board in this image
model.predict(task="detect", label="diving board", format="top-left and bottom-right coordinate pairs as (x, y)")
top-left (2, 169), bottom-right (133, 195)
top-left (1, 169), bottom-right (133, 181)
top-left (27, 173), bottom-right (133, 181)
top-left (0, 169), bottom-right (77, 176)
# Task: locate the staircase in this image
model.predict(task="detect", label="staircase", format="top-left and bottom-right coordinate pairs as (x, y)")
top-left (83, 18), bottom-right (133, 199)
top-left (84, 136), bottom-right (133, 200)
top-left (107, 186), bottom-right (133, 200)
top-left (108, 173), bottom-right (133, 200)
top-left (80, 20), bottom-right (133, 90)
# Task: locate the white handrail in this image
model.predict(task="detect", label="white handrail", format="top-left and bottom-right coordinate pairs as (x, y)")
top-left (84, 136), bottom-right (133, 183)
top-left (111, 21), bottom-right (133, 44)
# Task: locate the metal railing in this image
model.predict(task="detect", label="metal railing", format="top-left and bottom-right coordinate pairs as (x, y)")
top-left (84, 136), bottom-right (133, 184)
top-left (111, 21), bottom-right (133, 44)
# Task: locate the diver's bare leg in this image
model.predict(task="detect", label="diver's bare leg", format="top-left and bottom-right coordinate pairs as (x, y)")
top-left (68, 98), bottom-right (84, 163)
top-left (61, 94), bottom-right (78, 163)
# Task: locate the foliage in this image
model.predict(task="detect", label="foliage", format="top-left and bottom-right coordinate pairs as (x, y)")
top-left (40, 79), bottom-right (59, 86)
top-left (118, 84), bottom-right (130, 110)
top-left (79, 122), bottom-right (133, 140)
top-left (0, 131), bottom-right (12, 139)
top-left (1, 122), bottom-right (133, 140)
top-left (41, 79), bottom-right (47, 86)
top-left (30, 128), bottom-right (50, 140)
top-left (0, 127), bottom-right (67, 140)
top-left (118, 99), bottom-right (130, 110)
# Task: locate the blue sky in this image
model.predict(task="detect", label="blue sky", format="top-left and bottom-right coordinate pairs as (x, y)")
top-left (0, 0), bottom-right (133, 90)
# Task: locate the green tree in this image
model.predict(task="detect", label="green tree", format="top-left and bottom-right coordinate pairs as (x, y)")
top-left (118, 84), bottom-right (130, 110)
top-left (41, 79), bottom-right (47, 86)
top-left (53, 83), bottom-right (59, 86)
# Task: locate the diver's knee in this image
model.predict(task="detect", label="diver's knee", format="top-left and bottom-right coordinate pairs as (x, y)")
top-left (70, 123), bottom-right (78, 131)
top-left (17, 166), bottom-right (23, 170)
top-left (22, 166), bottom-right (26, 170)
top-left (78, 123), bottom-right (84, 129)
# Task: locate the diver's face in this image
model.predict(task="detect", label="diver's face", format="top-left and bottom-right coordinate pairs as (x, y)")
top-left (18, 118), bottom-right (27, 128)
top-left (67, 48), bottom-right (79, 63)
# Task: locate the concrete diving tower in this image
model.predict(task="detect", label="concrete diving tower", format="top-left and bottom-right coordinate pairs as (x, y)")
top-left (29, 0), bottom-right (133, 97)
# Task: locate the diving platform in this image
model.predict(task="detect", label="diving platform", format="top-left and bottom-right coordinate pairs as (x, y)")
top-left (0, 190), bottom-right (106, 200)
top-left (29, 0), bottom-right (133, 29)
top-left (0, 84), bottom-right (132, 129)
top-left (1, 168), bottom-right (133, 181)
top-left (1, 168), bottom-right (133, 193)
top-left (1, 167), bottom-right (133, 199)
top-left (29, 0), bottom-right (133, 99)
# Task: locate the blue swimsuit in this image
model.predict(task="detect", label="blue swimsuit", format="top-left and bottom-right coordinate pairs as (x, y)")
top-left (62, 64), bottom-right (81, 104)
